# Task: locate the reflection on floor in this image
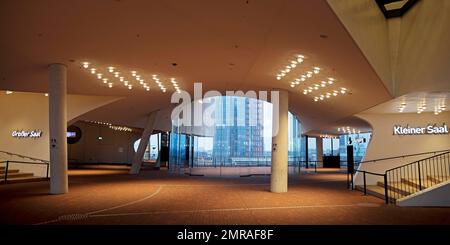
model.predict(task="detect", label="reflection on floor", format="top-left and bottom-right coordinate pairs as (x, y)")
top-left (0, 166), bottom-right (449, 225)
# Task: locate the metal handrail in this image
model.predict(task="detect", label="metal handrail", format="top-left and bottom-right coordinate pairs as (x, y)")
top-left (349, 169), bottom-right (388, 204)
top-left (0, 150), bottom-right (49, 164)
top-left (384, 151), bottom-right (450, 203)
top-left (384, 151), bottom-right (450, 172)
top-left (359, 149), bottom-right (449, 164)
top-left (1, 160), bottom-right (49, 184)
top-left (349, 151), bottom-right (450, 204)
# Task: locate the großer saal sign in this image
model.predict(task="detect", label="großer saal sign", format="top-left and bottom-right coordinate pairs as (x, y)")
top-left (393, 123), bottom-right (449, 135)
top-left (11, 130), bottom-right (43, 138)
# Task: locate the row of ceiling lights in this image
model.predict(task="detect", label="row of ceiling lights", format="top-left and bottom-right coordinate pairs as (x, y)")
top-left (276, 55), bottom-right (304, 80)
top-left (290, 67), bottom-right (321, 88)
top-left (84, 120), bottom-right (133, 132)
top-left (302, 77), bottom-right (333, 92)
top-left (5, 90), bottom-right (49, 97)
top-left (313, 88), bottom-right (347, 102)
top-left (319, 134), bottom-right (338, 139)
top-left (337, 127), bottom-right (361, 134)
top-left (275, 54), bottom-right (349, 102)
top-left (434, 98), bottom-right (446, 115)
top-left (82, 62), bottom-right (181, 93)
top-left (398, 97), bottom-right (447, 115)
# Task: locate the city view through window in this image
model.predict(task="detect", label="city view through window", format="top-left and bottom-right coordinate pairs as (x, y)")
top-left (135, 96), bottom-right (371, 171)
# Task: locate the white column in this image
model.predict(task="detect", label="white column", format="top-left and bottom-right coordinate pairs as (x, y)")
top-left (271, 90), bottom-right (288, 193)
top-left (316, 137), bottom-right (323, 168)
top-left (49, 63), bottom-right (68, 194)
top-left (130, 110), bottom-right (159, 174)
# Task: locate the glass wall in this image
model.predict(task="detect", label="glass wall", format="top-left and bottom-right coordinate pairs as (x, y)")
top-left (322, 137), bottom-right (340, 156)
top-left (307, 137), bottom-right (317, 161)
top-left (169, 96), bottom-right (304, 175)
top-left (134, 133), bottom-right (161, 161)
top-left (168, 95), bottom-right (371, 174)
top-left (339, 132), bottom-right (372, 166)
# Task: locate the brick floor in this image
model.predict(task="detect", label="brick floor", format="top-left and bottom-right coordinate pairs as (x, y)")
top-left (0, 167), bottom-right (449, 225)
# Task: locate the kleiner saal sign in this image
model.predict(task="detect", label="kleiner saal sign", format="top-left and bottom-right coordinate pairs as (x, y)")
top-left (393, 123), bottom-right (449, 135)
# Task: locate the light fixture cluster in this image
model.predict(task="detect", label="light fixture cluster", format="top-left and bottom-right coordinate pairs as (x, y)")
top-left (276, 54), bottom-right (304, 80)
top-left (131, 70), bottom-right (150, 91)
top-left (170, 77), bottom-right (181, 94)
top-left (434, 98), bottom-right (446, 115)
top-left (302, 77), bottom-right (334, 93)
top-left (313, 87), bottom-right (347, 102)
top-left (85, 120), bottom-right (112, 126)
top-left (152, 75), bottom-right (165, 93)
top-left (338, 127), bottom-right (360, 134)
top-left (109, 125), bottom-right (133, 132)
top-left (319, 134), bottom-right (338, 139)
top-left (416, 98), bottom-right (427, 114)
top-left (398, 101), bottom-right (407, 112)
top-left (84, 120), bottom-right (133, 132)
top-left (5, 90), bottom-right (48, 97)
top-left (290, 67), bottom-right (321, 88)
top-left (81, 61), bottom-right (181, 93)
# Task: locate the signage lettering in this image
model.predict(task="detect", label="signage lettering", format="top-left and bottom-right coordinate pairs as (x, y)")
top-left (11, 130), bottom-right (43, 138)
top-left (393, 123), bottom-right (449, 135)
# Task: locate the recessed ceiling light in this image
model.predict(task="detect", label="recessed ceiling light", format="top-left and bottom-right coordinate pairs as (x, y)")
top-left (44, 93), bottom-right (48, 96)
top-left (107, 67), bottom-right (115, 73)
top-left (90, 68), bottom-right (96, 74)
top-left (6, 91), bottom-right (13, 95)
top-left (82, 62), bottom-right (90, 68)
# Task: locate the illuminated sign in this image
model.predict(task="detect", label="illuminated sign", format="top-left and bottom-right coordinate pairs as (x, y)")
top-left (67, 132), bottom-right (77, 138)
top-left (393, 123), bottom-right (449, 135)
top-left (12, 130), bottom-right (42, 138)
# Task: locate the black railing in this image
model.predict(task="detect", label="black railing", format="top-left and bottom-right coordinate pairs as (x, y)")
top-left (358, 149), bottom-right (449, 164)
top-left (349, 169), bottom-right (388, 203)
top-left (0, 160), bottom-right (50, 184)
top-left (348, 150), bottom-right (450, 204)
top-left (0, 150), bottom-right (49, 164)
top-left (298, 161), bottom-right (318, 172)
top-left (385, 151), bottom-right (450, 203)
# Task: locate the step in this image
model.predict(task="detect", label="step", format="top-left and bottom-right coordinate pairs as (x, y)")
top-left (401, 178), bottom-right (433, 189)
top-left (0, 176), bottom-right (48, 184)
top-left (427, 175), bottom-right (448, 184)
top-left (377, 181), bottom-right (415, 196)
top-left (0, 166), bottom-right (5, 171)
top-left (0, 172), bottom-right (34, 179)
top-left (0, 169), bottom-right (20, 174)
top-left (355, 185), bottom-right (398, 203)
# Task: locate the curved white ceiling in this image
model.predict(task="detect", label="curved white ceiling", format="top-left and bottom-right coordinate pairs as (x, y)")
top-left (0, 0), bottom-right (392, 133)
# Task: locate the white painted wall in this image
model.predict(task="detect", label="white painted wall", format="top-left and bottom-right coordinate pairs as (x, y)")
top-left (68, 121), bottom-right (141, 164)
top-left (355, 111), bottom-right (450, 185)
top-left (326, 0), bottom-right (393, 94)
top-left (397, 180), bottom-right (450, 207)
top-left (395, 0), bottom-right (450, 96)
top-left (327, 0), bottom-right (450, 97)
top-left (0, 91), bottom-right (121, 176)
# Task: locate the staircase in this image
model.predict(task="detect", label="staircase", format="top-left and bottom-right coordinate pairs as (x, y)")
top-left (0, 151), bottom-right (50, 184)
top-left (0, 166), bottom-right (47, 184)
top-left (354, 151), bottom-right (450, 204)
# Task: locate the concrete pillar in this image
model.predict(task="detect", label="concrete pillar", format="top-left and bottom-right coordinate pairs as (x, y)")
top-left (130, 110), bottom-right (159, 174)
top-left (48, 63), bottom-right (68, 194)
top-left (271, 90), bottom-right (288, 193)
top-left (316, 137), bottom-right (323, 168)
